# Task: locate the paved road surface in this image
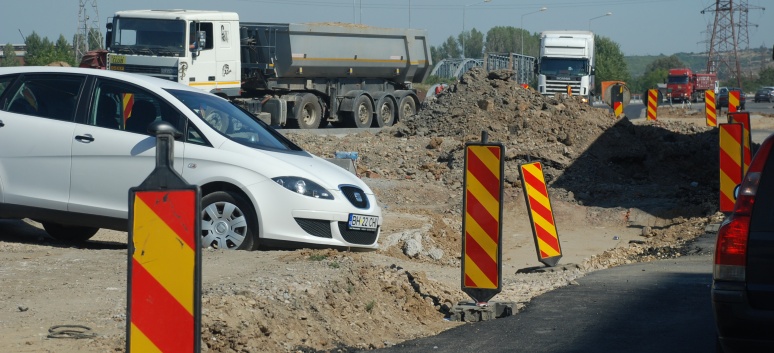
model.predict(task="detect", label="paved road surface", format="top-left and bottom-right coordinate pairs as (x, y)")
top-left (365, 230), bottom-right (718, 353)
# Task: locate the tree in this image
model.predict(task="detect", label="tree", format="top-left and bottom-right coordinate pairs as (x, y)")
top-left (1, 43), bottom-right (21, 67)
top-left (484, 26), bottom-right (519, 54)
top-left (458, 28), bottom-right (484, 58)
top-left (594, 36), bottom-right (630, 95)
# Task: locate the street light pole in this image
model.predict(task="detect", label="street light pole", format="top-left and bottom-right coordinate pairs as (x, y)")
top-left (588, 12), bottom-right (613, 31)
top-left (462, 0), bottom-right (491, 58)
top-left (520, 7), bottom-right (547, 56)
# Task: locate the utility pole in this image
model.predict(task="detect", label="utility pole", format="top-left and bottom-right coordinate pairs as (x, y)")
top-left (703, 0), bottom-right (765, 88)
top-left (75, 0), bottom-right (101, 63)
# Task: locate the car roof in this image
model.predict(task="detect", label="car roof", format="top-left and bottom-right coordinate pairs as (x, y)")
top-left (0, 66), bottom-right (204, 94)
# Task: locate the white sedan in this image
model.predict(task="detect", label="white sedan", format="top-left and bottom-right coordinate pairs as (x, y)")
top-left (0, 67), bottom-right (381, 250)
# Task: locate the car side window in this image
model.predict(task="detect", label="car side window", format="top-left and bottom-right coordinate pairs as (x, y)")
top-left (91, 79), bottom-right (185, 135)
top-left (4, 74), bottom-right (84, 122)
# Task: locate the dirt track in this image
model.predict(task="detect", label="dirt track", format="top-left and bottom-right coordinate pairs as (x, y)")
top-left (1, 68), bottom-right (769, 352)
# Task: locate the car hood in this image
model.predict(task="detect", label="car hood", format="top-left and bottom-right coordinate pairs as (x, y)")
top-left (217, 139), bottom-right (372, 194)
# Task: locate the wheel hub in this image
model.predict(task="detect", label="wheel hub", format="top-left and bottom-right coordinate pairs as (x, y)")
top-left (215, 221), bottom-right (229, 234)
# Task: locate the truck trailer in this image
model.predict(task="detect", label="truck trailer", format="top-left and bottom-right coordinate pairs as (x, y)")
top-left (536, 31), bottom-right (595, 103)
top-left (103, 9), bottom-right (432, 129)
top-left (665, 68), bottom-right (718, 103)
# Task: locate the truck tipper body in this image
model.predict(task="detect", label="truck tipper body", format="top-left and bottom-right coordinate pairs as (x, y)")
top-left (104, 9), bottom-right (432, 128)
top-left (536, 30), bottom-right (595, 102)
top-left (666, 68), bottom-right (718, 103)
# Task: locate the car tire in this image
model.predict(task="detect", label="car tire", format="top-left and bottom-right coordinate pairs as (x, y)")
top-left (201, 191), bottom-right (258, 250)
top-left (42, 223), bottom-right (99, 243)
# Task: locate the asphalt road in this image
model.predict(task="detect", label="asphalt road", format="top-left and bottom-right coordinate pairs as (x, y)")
top-left (365, 230), bottom-right (718, 353)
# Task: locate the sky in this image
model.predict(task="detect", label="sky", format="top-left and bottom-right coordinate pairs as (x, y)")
top-left (1, 0), bottom-right (771, 57)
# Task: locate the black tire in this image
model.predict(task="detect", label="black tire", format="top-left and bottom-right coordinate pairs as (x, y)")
top-left (201, 191), bottom-right (258, 250)
top-left (346, 95), bottom-right (373, 128)
top-left (398, 95), bottom-right (417, 122)
top-left (42, 223), bottom-right (99, 243)
top-left (289, 94), bottom-right (322, 129)
top-left (373, 96), bottom-right (396, 127)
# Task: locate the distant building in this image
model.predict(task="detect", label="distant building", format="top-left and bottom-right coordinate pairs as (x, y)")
top-left (0, 44), bottom-right (27, 66)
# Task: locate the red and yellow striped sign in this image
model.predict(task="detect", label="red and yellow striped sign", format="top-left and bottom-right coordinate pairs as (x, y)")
top-left (719, 124), bottom-right (744, 213)
top-left (128, 189), bottom-right (200, 353)
top-left (647, 89), bottom-right (658, 121)
top-left (519, 162), bottom-right (562, 267)
top-left (728, 112), bottom-right (752, 174)
top-left (461, 143), bottom-right (504, 303)
top-left (705, 90), bottom-right (717, 127)
top-left (729, 90), bottom-right (740, 113)
top-left (122, 93), bottom-right (135, 127)
top-left (613, 101), bottom-right (623, 119)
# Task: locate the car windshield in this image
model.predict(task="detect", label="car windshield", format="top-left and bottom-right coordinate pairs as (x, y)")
top-left (166, 89), bottom-right (302, 152)
top-left (667, 76), bottom-right (689, 84)
top-left (539, 58), bottom-right (589, 76)
top-left (111, 18), bottom-right (186, 57)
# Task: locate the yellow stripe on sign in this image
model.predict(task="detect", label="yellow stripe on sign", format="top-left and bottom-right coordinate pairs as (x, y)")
top-left (470, 146), bottom-right (502, 178)
top-left (463, 254), bottom-right (497, 289)
top-left (466, 170), bottom-right (500, 220)
top-left (130, 323), bottom-right (162, 353)
top-left (532, 212), bottom-right (558, 238)
top-left (132, 197), bottom-right (196, 315)
top-left (465, 213), bottom-right (498, 262)
top-left (537, 237), bottom-right (562, 257)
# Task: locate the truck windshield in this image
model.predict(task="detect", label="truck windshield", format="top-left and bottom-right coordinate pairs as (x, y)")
top-left (111, 18), bottom-right (186, 57)
top-left (539, 58), bottom-right (589, 76)
top-left (166, 89), bottom-right (303, 152)
top-left (667, 76), bottom-right (690, 84)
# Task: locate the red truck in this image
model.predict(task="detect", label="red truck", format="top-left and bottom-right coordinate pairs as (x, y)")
top-left (666, 68), bottom-right (718, 103)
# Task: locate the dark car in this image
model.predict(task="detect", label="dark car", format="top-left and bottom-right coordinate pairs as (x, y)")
top-left (716, 87), bottom-right (747, 110)
top-left (712, 132), bottom-right (774, 352)
top-left (753, 88), bottom-right (774, 103)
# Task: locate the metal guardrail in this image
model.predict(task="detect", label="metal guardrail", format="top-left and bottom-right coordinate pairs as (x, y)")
top-left (429, 58), bottom-right (484, 80)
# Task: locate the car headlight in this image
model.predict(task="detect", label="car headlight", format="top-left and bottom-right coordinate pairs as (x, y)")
top-left (272, 176), bottom-right (334, 200)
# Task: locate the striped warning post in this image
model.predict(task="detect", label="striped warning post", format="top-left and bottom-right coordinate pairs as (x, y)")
top-left (461, 143), bottom-right (504, 304)
top-left (122, 93), bottom-right (135, 127)
top-left (705, 90), bottom-right (717, 127)
top-left (128, 189), bottom-right (201, 352)
top-left (729, 90), bottom-right (740, 113)
top-left (728, 112), bottom-right (752, 174)
top-left (647, 89), bottom-right (658, 121)
top-left (613, 101), bottom-right (623, 119)
top-left (719, 124), bottom-right (744, 213)
top-left (519, 162), bottom-right (562, 267)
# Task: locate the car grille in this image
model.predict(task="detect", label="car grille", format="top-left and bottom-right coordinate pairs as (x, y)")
top-left (340, 186), bottom-right (369, 209)
top-left (337, 222), bottom-right (378, 245)
top-left (294, 218), bottom-right (332, 238)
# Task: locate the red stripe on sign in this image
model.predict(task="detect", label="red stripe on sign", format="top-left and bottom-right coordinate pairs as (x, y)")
top-left (466, 190), bottom-right (499, 242)
top-left (137, 191), bottom-right (197, 250)
top-left (535, 222), bottom-right (561, 255)
top-left (522, 168), bottom-right (549, 199)
top-left (719, 150), bottom-right (742, 171)
top-left (720, 192), bottom-right (736, 212)
top-left (131, 259), bottom-right (194, 352)
top-left (468, 150), bottom-right (500, 202)
top-left (527, 194), bottom-right (556, 227)
top-left (465, 231), bottom-right (498, 285)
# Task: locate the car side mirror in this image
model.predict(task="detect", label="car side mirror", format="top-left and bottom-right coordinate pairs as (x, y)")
top-left (148, 120), bottom-right (182, 139)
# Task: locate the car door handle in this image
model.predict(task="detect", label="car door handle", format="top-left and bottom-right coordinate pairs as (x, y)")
top-left (75, 134), bottom-right (95, 143)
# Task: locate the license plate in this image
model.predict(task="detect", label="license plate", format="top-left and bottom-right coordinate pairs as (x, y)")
top-left (110, 55), bottom-right (126, 65)
top-left (348, 214), bottom-right (378, 231)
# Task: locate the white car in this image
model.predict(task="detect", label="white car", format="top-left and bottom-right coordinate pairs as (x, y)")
top-left (0, 67), bottom-right (381, 250)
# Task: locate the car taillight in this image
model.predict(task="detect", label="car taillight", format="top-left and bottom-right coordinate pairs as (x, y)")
top-left (714, 134), bottom-right (774, 281)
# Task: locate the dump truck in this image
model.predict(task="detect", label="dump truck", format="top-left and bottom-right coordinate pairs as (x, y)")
top-left (103, 9), bottom-right (432, 129)
top-left (666, 68), bottom-right (718, 103)
top-left (536, 31), bottom-right (595, 103)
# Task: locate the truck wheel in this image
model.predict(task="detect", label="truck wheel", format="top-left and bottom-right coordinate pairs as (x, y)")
top-left (42, 223), bottom-right (99, 243)
top-left (373, 96), bottom-right (396, 127)
top-left (290, 94), bottom-right (322, 129)
top-left (347, 95), bottom-right (373, 128)
top-left (201, 191), bottom-right (258, 250)
top-left (398, 96), bottom-right (416, 122)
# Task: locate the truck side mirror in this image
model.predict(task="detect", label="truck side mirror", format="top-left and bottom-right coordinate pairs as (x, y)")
top-left (198, 31), bottom-right (206, 50)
